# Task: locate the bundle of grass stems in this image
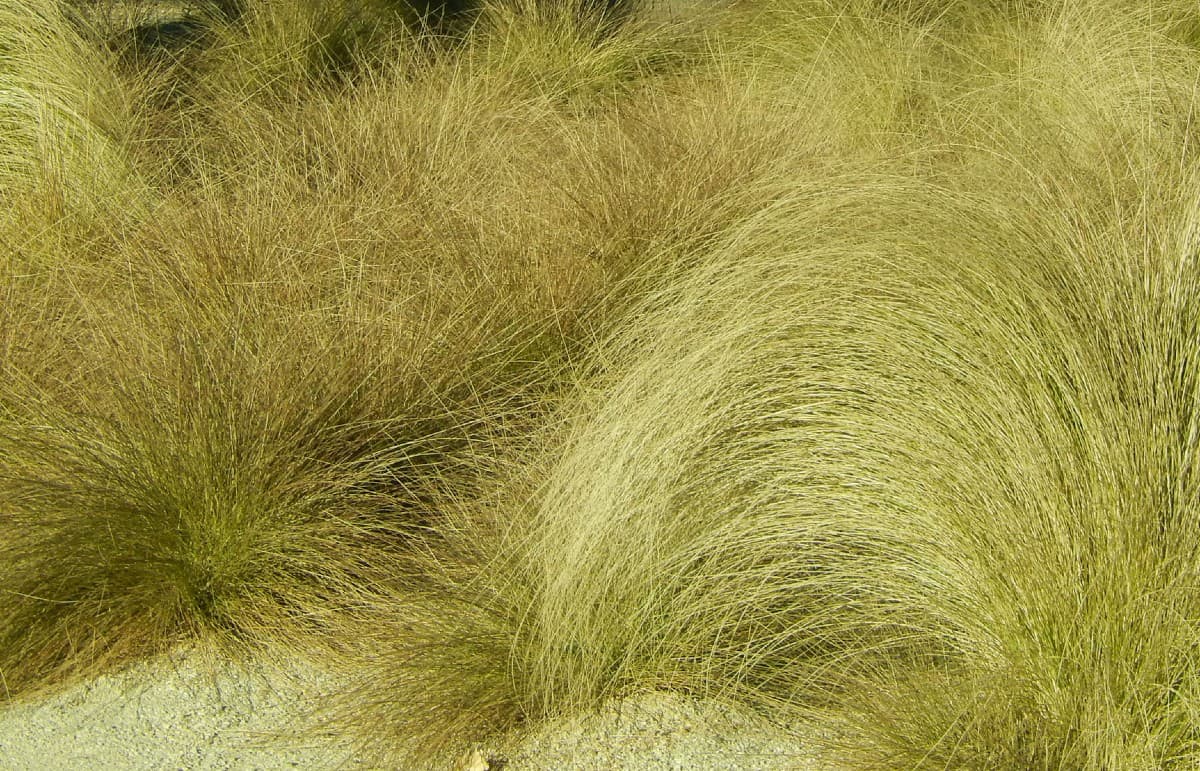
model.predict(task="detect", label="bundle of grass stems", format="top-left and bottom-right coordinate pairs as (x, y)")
top-left (3, 0), bottom-right (1200, 767)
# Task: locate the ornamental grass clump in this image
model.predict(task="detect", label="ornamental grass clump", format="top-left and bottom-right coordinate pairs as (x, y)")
top-left (507, 167), bottom-right (1200, 768)
top-left (0, 190), bottom-right (538, 695)
top-left (0, 0), bottom-right (759, 707)
top-left (7, 0), bottom-right (1200, 768)
top-left (333, 2), bottom-right (1200, 768)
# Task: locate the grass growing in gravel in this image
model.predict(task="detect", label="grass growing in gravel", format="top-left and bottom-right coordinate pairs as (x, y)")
top-left (5, 0), bottom-right (1200, 769)
top-left (0, 0), bottom-right (749, 696)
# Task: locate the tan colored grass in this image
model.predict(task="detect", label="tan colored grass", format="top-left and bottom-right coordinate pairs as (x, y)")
top-left (5, 2), bottom-right (1200, 769)
top-left (331, 2), bottom-right (1200, 768)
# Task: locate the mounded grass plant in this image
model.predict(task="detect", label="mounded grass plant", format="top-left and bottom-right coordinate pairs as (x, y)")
top-left (357, 166), bottom-right (1200, 766)
top-left (5, 0), bottom-right (1200, 768)
top-left (0, 120), bottom-right (594, 694)
top-left (0, 0), bottom-right (754, 702)
top-left (330, 1), bottom-right (1200, 767)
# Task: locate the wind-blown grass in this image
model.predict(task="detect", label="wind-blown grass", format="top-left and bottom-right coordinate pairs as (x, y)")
top-left (332, 2), bottom-right (1200, 768)
top-left (5, 0), bottom-right (1200, 768)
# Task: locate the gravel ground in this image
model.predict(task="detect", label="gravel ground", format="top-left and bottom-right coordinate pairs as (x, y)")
top-left (0, 650), bottom-right (361, 770)
top-left (502, 692), bottom-right (832, 771)
top-left (0, 651), bottom-right (833, 770)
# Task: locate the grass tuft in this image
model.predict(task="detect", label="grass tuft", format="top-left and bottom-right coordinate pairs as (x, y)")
top-left (5, 1), bottom-right (1200, 769)
top-left (0, 0), bottom-right (149, 229)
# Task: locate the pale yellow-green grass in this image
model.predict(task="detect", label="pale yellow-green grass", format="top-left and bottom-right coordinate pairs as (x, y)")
top-left (0, 0), bottom-right (765, 706)
top-left (0, 0), bottom-right (150, 230)
top-left (5, 1), bottom-right (1200, 769)
top-left (329, 1), bottom-right (1200, 769)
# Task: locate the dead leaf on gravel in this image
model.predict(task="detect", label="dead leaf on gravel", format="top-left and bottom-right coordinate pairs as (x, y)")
top-left (456, 748), bottom-right (508, 771)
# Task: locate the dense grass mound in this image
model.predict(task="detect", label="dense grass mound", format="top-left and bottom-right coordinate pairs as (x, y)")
top-left (0, 0), bottom-right (750, 698)
top-left (336, 1), bottom-right (1200, 767)
top-left (509, 168), bottom-right (1200, 767)
top-left (4, 0), bottom-right (1200, 768)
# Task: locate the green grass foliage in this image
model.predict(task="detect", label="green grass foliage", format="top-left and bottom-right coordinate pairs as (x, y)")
top-left (0, 0), bottom-right (148, 226)
top-left (4, 0), bottom-right (1200, 767)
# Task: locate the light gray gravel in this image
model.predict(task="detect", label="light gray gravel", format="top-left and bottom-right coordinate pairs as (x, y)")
top-left (0, 650), bottom-right (837, 770)
top-left (0, 649), bottom-right (360, 771)
top-left (502, 692), bottom-right (832, 771)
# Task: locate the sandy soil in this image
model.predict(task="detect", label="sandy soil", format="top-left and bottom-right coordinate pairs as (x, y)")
top-left (504, 692), bottom-right (832, 770)
top-left (0, 649), bottom-right (830, 770)
top-left (0, 650), bottom-right (359, 770)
